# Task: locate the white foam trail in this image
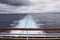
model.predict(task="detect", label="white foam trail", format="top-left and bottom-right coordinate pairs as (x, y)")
top-left (10, 15), bottom-right (45, 34)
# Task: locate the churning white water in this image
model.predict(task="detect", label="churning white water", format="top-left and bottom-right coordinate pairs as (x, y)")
top-left (10, 15), bottom-right (45, 34)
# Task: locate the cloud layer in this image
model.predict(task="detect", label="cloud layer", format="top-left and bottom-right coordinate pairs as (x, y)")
top-left (0, 0), bottom-right (30, 6)
top-left (0, 0), bottom-right (60, 13)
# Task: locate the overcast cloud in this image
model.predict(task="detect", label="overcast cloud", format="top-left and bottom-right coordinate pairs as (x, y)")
top-left (0, 0), bottom-right (60, 14)
top-left (0, 0), bottom-right (30, 6)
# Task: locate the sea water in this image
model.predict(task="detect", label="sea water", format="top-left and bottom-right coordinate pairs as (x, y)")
top-left (10, 15), bottom-right (45, 34)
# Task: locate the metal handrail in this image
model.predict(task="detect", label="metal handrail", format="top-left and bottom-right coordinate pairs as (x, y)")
top-left (0, 28), bottom-right (60, 30)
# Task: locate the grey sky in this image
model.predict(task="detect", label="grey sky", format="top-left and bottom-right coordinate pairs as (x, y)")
top-left (0, 0), bottom-right (30, 6)
top-left (0, 0), bottom-right (60, 13)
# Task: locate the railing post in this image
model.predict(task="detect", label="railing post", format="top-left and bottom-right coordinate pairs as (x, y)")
top-left (26, 30), bottom-right (28, 40)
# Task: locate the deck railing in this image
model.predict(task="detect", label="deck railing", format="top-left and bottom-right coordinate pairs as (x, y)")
top-left (0, 28), bottom-right (60, 40)
top-left (0, 28), bottom-right (60, 30)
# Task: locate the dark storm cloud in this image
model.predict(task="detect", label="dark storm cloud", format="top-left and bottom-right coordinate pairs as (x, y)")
top-left (0, 0), bottom-right (30, 6)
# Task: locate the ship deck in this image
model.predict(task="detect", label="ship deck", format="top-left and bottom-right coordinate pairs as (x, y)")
top-left (0, 33), bottom-right (60, 40)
